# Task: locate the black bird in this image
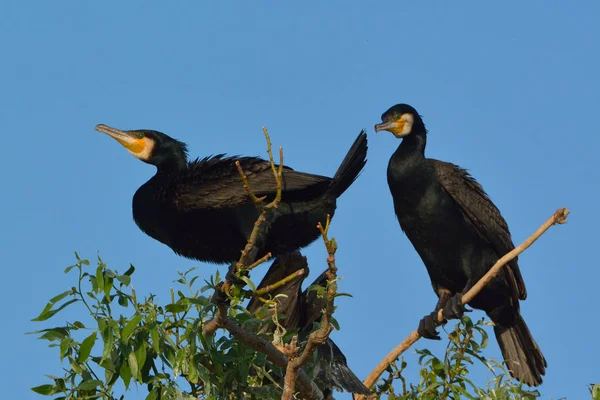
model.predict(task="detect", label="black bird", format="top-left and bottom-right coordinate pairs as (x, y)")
top-left (375, 104), bottom-right (546, 386)
top-left (95, 124), bottom-right (367, 264)
top-left (247, 252), bottom-right (370, 396)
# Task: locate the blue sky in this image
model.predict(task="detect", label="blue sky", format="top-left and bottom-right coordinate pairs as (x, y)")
top-left (2, 1), bottom-right (599, 399)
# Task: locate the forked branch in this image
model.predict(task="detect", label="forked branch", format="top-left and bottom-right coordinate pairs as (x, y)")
top-left (357, 207), bottom-right (570, 397)
top-left (203, 127), bottom-right (283, 336)
top-left (281, 215), bottom-right (338, 400)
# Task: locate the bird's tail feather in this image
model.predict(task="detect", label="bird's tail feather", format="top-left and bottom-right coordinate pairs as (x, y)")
top-left (327, 130), bottom-right (368, 198)
top-left (494, 314), bottom-right (547, 387)
top-left (315, 340), bottom-right (371, 395)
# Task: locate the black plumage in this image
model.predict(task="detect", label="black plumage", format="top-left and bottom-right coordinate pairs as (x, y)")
top-left (375, 104), bottom-right (546, 386)
top-left (247, 252), bottom-right (370, 396)
top-left (95, 124), bottom-right (367, 264)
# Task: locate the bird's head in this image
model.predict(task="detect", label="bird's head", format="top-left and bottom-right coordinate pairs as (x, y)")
top-left (374, 103), bottom-right (426, 138)
top-left (95, 124), bottom-right (188, 169)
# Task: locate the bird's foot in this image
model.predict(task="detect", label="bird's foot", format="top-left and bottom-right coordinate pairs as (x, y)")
top-left (210, 263), bottom-right (249, 307)
top-left (417, 311), bottom-right (442, 340)
top-left (441, 293), bottom-right (470, 321)
top-left (210, 282), bottom-right (230, 307)
top-left (225, 262), bottom-right (248, 286)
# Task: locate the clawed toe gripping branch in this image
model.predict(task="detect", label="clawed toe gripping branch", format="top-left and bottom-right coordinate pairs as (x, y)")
top-left (356, 207), bottom-right (570, 399)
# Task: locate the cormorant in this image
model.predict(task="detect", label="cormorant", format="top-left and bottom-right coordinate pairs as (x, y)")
top-left (247, 252), bottom-right (370, 396)
top-left (375, 104), bottom-right (546, 386)
top-left (95, 124), bottom-right (367, 264)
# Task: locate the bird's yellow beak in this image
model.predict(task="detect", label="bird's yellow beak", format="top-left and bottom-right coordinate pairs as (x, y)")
top-left (374, 119), bottom-right (407, 137)
top-left (95, 124), bottom-right (147, 155)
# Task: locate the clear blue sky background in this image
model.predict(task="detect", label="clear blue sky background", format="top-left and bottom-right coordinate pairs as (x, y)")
top-left (2, 2), bottom-right (598, 399)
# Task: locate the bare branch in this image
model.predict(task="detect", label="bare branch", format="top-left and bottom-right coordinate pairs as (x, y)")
top-left (358, 207), bottom-right (570, 396)
top-left (254, 268), bottom-right (306, 297)
top-left (203, 127), bottom-right (283, 336)
top-left (222, 319), bottom-right (324, 400)
top-left (235, 160), bottom-right (267, 205)
top-left (281, 215), bottom-right (337, 398)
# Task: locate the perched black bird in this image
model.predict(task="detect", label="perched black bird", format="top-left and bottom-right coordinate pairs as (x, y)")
top-left (375, 104), bottom-right (546, 386)
top-left (247, 252), bottom-right (370, 396)
top-left (95, 124), bottom-right (367, 264)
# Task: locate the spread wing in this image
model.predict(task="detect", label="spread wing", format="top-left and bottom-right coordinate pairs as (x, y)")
top-left (433, 160), bottom-right (527, 300)
top-left (173, 155), bottom-right (331, 210)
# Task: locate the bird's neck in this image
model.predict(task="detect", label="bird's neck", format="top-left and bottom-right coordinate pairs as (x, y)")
top-left (395, 133), bottom-right (426, 161)
top-left (155, 158), bottom-right (188, 175)
top-left (387, 133), bottom-right (428, 188)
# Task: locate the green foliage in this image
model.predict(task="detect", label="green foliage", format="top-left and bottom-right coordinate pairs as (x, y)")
top-left (31, 253), bottom-right (588, 399)
top-left (375, 317), bottom-right (542, 400)
top-left (30, 253), bottom-right (284, 399)
top-left (590, 383), bottom-right (600, 400)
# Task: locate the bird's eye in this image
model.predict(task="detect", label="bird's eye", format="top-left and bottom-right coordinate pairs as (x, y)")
top-left (136, 132), bottom-right (145, 139)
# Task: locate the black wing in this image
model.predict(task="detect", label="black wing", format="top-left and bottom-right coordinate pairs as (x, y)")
top-left (433, 160), bottom-right (527, 300)
top-left (173, 155), bottom-right (331, 210)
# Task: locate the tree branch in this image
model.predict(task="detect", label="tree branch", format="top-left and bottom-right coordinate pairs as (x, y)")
top-left (358, 207), bottom-right (570, 397)
top-left (281, 215), bottom-right (337, 400)
top-left (203, 127), bottom-right (283, 337)
top-left (222, 318), bottom-right (324, 400)
top-left (253, 268), bottom-right (306, 298)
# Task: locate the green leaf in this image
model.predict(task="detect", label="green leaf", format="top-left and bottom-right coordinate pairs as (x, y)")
top-left (150, 324), bottom-right (160, 354)
top-left (121, 314), bottom-right (143, 342)
top-left (95, 265), bottom-right (104, 295)
top-left (184, 296), bottom-right (208, 306)
top-left (116, 275), bottom-right (131, 286)
top-left (120, 355), bottom-right (132, 389)
top-left (103, 276), bottom-right (113, 300)
top-left (101, 327), bottom-right (114, 363)
top-left (59, 338), bottom-right (71, 360)
top-left (187, 358), bottom-right (199, 384)
top-left (241, 276), bottom-right (256, 291)
top-left (31, 384), bottom-right (57, 395)
top-left (146, 389), bottom-right (159, 400)
top-left (49, 289), bottom-right (75, 304)
top-left (124, 264), bottom-right (135, 276)
top-left (72, 321), bottom-right (86, 329)
top-left (128, 351), bottom-right (139, 382)
top-left (70, 358), bottom-right (83, 375)
top-left (134, 343), bottom-right (147, 378)
top-left (32, 299), bottom-right (79, 322)
top-left (77, 379), bottom-right (102, 390)
top-left (64, 264), bottom-right (77, 274)
top-left (118, 295), bottom-right (129, 307)
top-left (39, 328), bottom-right (68, 342)
top-left (165, 303), bottom-right (187, 313)
top-left (78, 332), bottom-right (97, 363)
top-left (330, 316), bottom-right (341, 331)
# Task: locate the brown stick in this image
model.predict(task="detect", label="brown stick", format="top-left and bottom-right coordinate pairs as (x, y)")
top-left (254, 268), bottom-right (306, 297)
top-left (222, 318), bottom-right (323, 400)
top-left (281, 215), bottom-right (337, 398)
top-left (358, 207), bottom-right (570, 397)
top-left (203, 127), bottom-right (283, 336)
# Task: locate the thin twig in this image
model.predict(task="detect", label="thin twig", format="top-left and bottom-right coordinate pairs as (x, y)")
top-left (245, 252), bottom-right (273, 272)
top-left (235, 160), bottom-right (267, 205)
top-left (254, 268), bottom-right (306, 297)
top-left (358, 207), bottom-right (570, 396)
top-left (203, 127), bottom-right (284, 336)
top-left (281, 215), bottom-right (337, 398)
top-left (222, 318), bottom-right (324, 400)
